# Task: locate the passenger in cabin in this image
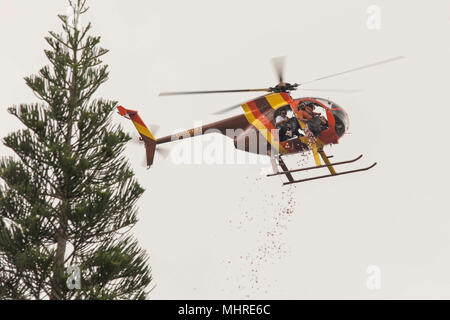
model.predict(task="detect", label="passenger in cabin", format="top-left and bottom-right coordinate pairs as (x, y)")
top-left (307, 114), bottom-right (329, 137)
top-left (275, 109), bottom-right (289, 126)
top-left (275, 109), bottom-right (293, 141)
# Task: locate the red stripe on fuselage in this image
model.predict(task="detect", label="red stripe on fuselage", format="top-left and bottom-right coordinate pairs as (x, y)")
top-left (246, 100), bottom-right (277, 130)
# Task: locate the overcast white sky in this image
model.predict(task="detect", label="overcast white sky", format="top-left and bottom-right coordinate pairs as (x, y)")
top-left (1, 0), bottom-right (450, 299)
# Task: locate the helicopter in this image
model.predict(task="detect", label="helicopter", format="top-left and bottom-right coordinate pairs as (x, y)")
top-left (117, 56), bottom-right (403, 185)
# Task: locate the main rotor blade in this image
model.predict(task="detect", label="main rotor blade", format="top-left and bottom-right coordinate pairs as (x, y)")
top-left (159, 88), bottom-right (270, 96)
top-left (299, 88), bottom-right (363, 93)
top-left (211, 94), bottom-right (268, 115)
top-left (211, 103), bottom-right (242, 115)
top-left (156, 146), bottom-right (170, 159)
top-left (299, 56), bottom-right (405, 86)
top-left (272, 56), bottom-right (286, 84)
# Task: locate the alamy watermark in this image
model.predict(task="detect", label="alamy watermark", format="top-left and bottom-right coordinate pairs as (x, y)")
top-left (162, 122), bottom-right (287, 166)
top-left (366, 5), bottom-right (382, 30)
top-left (366, 265), bottom-right (381, 290)
top-left (66, 265), bottom-right (81, 290)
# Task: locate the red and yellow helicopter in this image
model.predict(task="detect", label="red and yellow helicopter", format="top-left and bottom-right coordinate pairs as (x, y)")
top-left (117, 56), bottom-right (403, 185)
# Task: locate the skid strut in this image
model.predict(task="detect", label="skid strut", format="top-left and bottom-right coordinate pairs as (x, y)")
top-left (276, 155), bottom-right (294, 183)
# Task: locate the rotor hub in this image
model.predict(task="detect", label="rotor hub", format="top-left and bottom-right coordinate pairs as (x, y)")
top-left (270, 82), bottom-right (299, 93)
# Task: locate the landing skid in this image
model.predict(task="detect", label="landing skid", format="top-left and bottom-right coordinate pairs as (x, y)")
top-left (267, 154), bottom-right (377, 185)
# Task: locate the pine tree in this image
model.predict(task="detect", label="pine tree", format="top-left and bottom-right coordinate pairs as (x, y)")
top-left (0, 0), bottom-right (152, 299)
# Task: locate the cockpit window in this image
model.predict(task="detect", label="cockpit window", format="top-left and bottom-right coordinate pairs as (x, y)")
top-left (331, 108), bottom-right (348, 137)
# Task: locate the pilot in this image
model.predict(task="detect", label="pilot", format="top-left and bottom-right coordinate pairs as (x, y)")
top-left (306, 115), bottom-right (329, 137)
top-left (297, 103), bottom-right (319, 121)
top-left (297, 102), bottom-right (307, 112)
top-left (319, 115), bottom-right (328, 130)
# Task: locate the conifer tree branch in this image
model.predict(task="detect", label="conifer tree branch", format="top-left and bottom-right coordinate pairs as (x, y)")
top-left (1, 1), bottom-right (151, 300)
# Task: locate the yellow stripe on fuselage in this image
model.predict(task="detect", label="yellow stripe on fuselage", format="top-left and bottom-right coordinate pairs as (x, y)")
top-left (133, 121), bottom-right (155, 140)
top-left (265, 93), bottom-right (288, 110)
top-left (241, 102), bottom-right (287, 154)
